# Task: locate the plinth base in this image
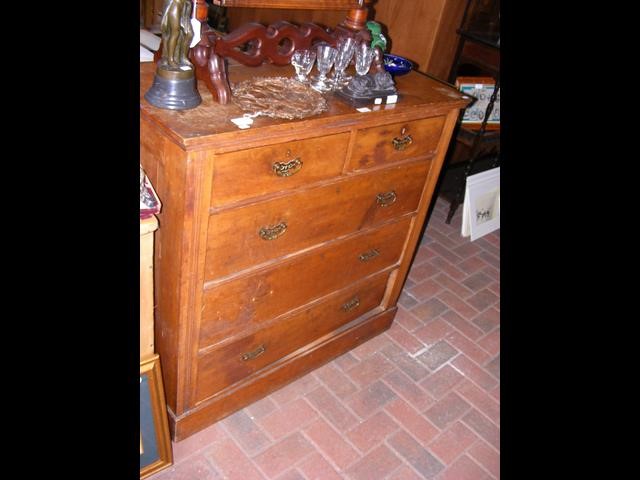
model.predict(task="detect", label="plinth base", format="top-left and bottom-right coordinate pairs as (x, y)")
top-left (144, 68), bottom-right (201, 110)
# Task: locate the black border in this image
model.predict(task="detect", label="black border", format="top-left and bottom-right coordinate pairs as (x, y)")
top-left (12, 4), bottom-right (141, 477)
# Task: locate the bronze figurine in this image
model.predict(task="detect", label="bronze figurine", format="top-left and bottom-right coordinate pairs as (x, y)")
top-left (144, 0), bottom-right (201, 110)
top-left (159, 0), bottom-right (195, 70)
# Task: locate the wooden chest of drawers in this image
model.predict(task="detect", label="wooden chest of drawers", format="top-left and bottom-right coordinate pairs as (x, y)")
top-left (140, 62), bottom-right (469, 441)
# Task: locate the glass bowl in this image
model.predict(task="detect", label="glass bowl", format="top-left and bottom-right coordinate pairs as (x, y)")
top-left (383, 54), bottom-right (413, 76)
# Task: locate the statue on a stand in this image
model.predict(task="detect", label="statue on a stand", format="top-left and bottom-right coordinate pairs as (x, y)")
top-left (145, 0), bottom-right (201, 110)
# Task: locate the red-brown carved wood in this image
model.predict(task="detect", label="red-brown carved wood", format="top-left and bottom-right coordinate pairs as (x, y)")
top-left (183, 0), bottom-right (375, 104)
top-left (211, 1), bottom-right (369, 9)
top-left (214, 21), bottom-right (338, 66)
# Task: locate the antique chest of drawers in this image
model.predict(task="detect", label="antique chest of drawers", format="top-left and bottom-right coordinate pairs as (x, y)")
top-left (140, 61), bottom-right (469, 440)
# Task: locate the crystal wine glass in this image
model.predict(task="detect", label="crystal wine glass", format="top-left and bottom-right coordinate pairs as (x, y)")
top-left (354, 42), bottom-right (374, 77)
top-left (331, 36), bottom-right (356, 89)
top-left (310, 43), bottom-right (338, 92)
top-left (291, 49), bottom-right (317, 84)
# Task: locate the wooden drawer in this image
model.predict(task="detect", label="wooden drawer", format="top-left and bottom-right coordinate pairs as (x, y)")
top-left (210, 133), bottom-right (350, 207)
top-left (194, 271), bottom-right (390, 403)
top-left (348, 116), bottom-right (445, 171)
top-left (205, 160), bottom-right (430, 280)
top-left (199, 216), bottom-right (412, 348)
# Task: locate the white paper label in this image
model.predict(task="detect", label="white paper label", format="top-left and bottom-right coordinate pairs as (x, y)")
top-left (386, 95), bottom-right (398, 104)
top-left (356, 107), bottom-right (372, 113)
top-left (374, 97), bottom-right (383, 105)
top-left (190, 19), bottom-right (201, 48)
top-left (231, 117), bottom-right (254, 129)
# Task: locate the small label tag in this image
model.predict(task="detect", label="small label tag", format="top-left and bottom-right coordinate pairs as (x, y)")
top-left (231, 117), bottom-right (254, 129)
top-left (190, 19), bottom-right (201, 48)
top-left (386, 94), bottom-right (398, 104)
top-left (356, 107), bottom-right (372, 113)
top-left (374, 97), bottom-right (383, 105)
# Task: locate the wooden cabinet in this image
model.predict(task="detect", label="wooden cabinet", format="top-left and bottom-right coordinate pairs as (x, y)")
top-left (140, 0), bottom-right (165, 33)
top-left (140, 215), bottom-right (159, 361)
top-left (224, 0), bottom-right (469, 80)
top-left (140, 215), bottom-right (173, 477)
top-left (140, 61), bottom-right (469, 441)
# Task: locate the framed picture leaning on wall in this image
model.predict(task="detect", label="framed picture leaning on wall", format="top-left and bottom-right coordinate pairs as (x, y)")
top-left (140, 355), bottom-right (172, 479)
top-left (456, 76), bottom-right (500, 130)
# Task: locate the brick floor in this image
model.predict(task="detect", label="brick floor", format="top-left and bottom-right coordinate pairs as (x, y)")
top-left (148, 196), bottom-right (500, 480)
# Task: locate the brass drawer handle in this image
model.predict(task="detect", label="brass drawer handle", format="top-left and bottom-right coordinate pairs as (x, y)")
top-left (376, 191), bottom-right (397, 207)
top-left (259, 222), bottom-right (287, 240)
top-left (359, 248), bottom-right (380, 262)
top-left (341, 296), bottom-right (360, 312)
top-left (241, 344), bottom-right (266, 361)
top-left (392, 127), bottom-right (413, 151)
top-left (273, 156), bottom-right (303, 177)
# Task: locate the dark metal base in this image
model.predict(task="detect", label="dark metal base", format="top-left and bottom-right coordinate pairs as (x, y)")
top-left (144, 72), bottom-right (202, 110)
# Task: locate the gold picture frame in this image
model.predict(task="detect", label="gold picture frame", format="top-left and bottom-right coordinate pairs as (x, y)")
top-left (456, 76), bottom-right (500, 131)
top-left (140, 355), bottom-right (172, 479)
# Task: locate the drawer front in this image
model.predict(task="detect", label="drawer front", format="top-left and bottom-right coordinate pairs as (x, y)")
top-left (210, 133), bottom-right (350, 207)
top-left (348, 116), bottom-right (445, 171)
top-left (205, 160), bottom-right (429, 280)
top-left (199, 216), bottom-right (412, 347)
top-left (194, 272), bottom-right (390, 403)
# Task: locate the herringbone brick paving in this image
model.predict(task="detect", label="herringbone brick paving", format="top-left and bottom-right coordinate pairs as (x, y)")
top-left (149, 195), bottom-right (500, 479)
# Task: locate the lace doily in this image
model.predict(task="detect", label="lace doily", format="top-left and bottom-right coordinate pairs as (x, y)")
top-left (231, 76), bottom-right (328, 120)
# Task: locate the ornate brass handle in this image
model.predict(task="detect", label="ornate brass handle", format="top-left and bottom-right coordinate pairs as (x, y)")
top-left (341, 296), bottom-right (360, 312)
top-left (241, 344), bottom-right (266, 361)
top-left (376, 191), bottom-right (397, 207)
top-left (273, 150), bottom-right (303, 177)
top-left (259, 222), bottom-right (287, 240)
top-left (392, 127), bottom-right (413, 151)
top-left (359, 248), bottom-right (380, 262)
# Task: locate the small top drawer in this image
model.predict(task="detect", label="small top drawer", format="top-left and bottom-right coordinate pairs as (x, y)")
top-left (348, 116), bottom-right (445, 171)
top-left (210, 132), bottom-right (350, 207)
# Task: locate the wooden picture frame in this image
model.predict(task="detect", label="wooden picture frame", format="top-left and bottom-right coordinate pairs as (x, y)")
top-left (140, 355), bottom-right (172, 479)
top-left (456, 76), bottom-right (500, 130)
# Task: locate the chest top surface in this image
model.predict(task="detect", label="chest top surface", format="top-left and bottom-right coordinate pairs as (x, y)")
top-left (140, 62), bottom-right (469, 152)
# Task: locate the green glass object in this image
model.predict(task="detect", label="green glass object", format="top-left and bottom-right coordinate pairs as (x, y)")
top-left (366, 21), bottom-right (387, 52)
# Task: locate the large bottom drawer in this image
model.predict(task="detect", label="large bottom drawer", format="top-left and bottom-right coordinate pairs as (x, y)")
top-left (194, 271), bottom-right (391, 403)
top-left (171, 307), bottom-right (397, 440)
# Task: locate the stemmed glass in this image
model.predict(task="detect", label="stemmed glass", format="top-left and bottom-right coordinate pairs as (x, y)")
top-left (291, 49), bottom-right (317, 84)
top-left (354, 42), bottom-right (375, 77)
top-left (331, 36), bottom-right (356, 89)
top-left (310, 43), bottom-right (338, 92)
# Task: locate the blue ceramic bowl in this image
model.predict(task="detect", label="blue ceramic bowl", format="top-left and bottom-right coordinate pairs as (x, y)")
top-left (383, 54), bottom-right (413, 76)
